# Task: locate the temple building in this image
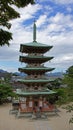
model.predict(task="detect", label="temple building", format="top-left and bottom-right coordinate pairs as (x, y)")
top-left (15, 22), bottom-right (56, 118)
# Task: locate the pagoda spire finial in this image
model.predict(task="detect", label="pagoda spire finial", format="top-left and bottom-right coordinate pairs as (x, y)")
top-left (33, 20), bottom-right (36, 42)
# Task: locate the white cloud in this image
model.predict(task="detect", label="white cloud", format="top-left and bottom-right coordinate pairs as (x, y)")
top-left (36, 15), bottom-right (47, 27)
top-left (37, 15), bottom-right (73, 72)
top-left (39, 0), bottom-right (73, 5)
top-left (45, 53), bottom-right (73, 72)
top-left (10, 4), bottom-right (42, 32)
top-left (0, 45), bottom-right (19, 61)
top-left (9, 4), bottom-right (42, 44)
top-left (42, 13), bottom-right (73, 39)
top-left (53, 54), bottom-right (73, 63)
top-left (49, 13), bottom-right (73, 26)
top-left (66, 7), bottom-right (72, 12)
top-left (53, 0), bottom-right (73, 4)
top-left (0, 65), bottom-right (16, 73)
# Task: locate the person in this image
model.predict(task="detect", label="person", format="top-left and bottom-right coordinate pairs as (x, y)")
top-left (33, 106), bottom-right (36, 113)
top-left (39, 100), bottom-right (43, 112)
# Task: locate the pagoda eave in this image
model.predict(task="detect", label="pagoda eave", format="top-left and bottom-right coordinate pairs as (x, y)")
top-left (19, 56), bottom-right (53, 63)
top-left (18, 67), bottom-right (55, 74)
top-left (17, 79), bottom-right (54, 85)
top-left (16, 90), bottom-right (56, 96)
top-left (20, 44), bottom-right (53, 53)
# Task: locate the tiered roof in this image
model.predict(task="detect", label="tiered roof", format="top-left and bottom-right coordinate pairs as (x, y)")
top-left (16, 21), bottom-right (55, 95)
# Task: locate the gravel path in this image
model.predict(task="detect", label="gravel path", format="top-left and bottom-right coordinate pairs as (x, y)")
top-left (0, 104), bottom-right (73, 130)
top-left (34, 121), bottom-right (52, 130)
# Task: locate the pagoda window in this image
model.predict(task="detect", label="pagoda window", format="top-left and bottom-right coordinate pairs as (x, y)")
top-left (43, 97), bottom-right (46, 102)
top-left (31, 64), bottom-right (34, 67)
top-left (34, 86), bottom-right (38, 90)
top-left (26, 86), bottom-right (29, 90)
top-left (38, 86), bottom-right (42, 90)
top-left (30, 74), bottom-right (33, 79)
top-left (37, 74), bottom-right (40, 78)
top-left (37, 63), bottom-right (40, 67)
top-left (29, 101), bottom-right (33, 107)
top-left (34, 63), bottom-right (37, 67)
top-left (34, 75), bottom-right (37, 78)
top-left (28, 53), bottom-right (33, 56)
top-left (34, 53), bottom-right (37, 56)
top-left (20, 103), bottom-right (27, 110)
top-left (28, 53), bottom-right (31, 56)
top-left (39, 53), bottom-right (43, 56)
top-left (30, 86), bottom-right (33, 90)
top-left (19, 97), bottom-right (26, 102)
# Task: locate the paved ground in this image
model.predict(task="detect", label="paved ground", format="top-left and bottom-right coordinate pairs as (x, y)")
top-left (34, 121), bottom-right (52, 130)
top-left (0, 103), bottom-right (73, 130)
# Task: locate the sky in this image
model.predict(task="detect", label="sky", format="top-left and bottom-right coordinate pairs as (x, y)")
top-left (0, 0), bottom-right (73, 73)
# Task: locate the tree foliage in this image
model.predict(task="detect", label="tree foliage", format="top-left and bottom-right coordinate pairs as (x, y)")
top-left (0, 0), bottom-right (34, 46)
top-left (54, 66), bottom-right (73, 105)
top-left (63, 66), bottom-right (73, 123)
top-left (63, 65), bottom-right (73, 101)
top-left (0, 83), bottom-right (15, 104)
top-left (66, 65), bottom-right (73, 78)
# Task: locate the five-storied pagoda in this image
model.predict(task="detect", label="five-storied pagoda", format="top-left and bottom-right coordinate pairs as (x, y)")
top-left (16, 22), bottom-right (56, 117)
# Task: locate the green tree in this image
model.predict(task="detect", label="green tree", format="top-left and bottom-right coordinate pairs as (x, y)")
top-left (0, 83), bottom-right (15, 104)
top-left (66, 65), bottom-right (73, 78)
top-left (52, 78), bottom-right (62, 88)
top-left (63, 66), bottom-right (73, 123)
top-left (54, 66), bottom-right (73, 105)
top-left (63, 65), bottom-right (73, 101)
top-left (0, 0), bottom-right (34, 46)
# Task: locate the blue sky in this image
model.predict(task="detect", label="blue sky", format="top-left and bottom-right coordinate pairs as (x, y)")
top-left (0, 0), bottom-right (73, 72)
